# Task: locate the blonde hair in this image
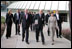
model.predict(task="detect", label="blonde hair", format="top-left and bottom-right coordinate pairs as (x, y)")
top-left (8, 9), bottom-right (12, 14)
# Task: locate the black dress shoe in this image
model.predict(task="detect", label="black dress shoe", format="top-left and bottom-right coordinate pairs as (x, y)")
top-left (22, 39), bottom-right (24, 42)
top-left (42, 42), bottom-right (45, 45)
top-left (36, 40), bottom-right (39, 42)
top-left (59, 36), bottom-right (62, 38)
top-left (6, 37), bottom-right (8, 39)
top-left (52, 43), bottom-right (54, 45)
top-left (18, 33), bottom-right (21, 35)
top-left (48, 34), bottom-right (50, 36)
top-left (19, 30), bottom-right (20, 32)
top-left (15, 34), bottom-right (17, 35)
top-left (57, 36), bottom-right (59, 38)
top-left (9, 36), bottom-right (11, 38)
top-left (26, 42), bottom-right (30, 44)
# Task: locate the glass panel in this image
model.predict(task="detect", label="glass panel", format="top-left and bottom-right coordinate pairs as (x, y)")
top-left (7, 3), bottom-right (12, 8)
top-left (16, 1), bottom-right (24, 9)
top-left (16, 1), bottom-right (23, 9)
top-left (20, 1), bottom-right (25, 9)
top-left (39, 1), bottom-right (45, 10)
top-left (51, 1), bottom-right (59, 10)
top-left (13, 2), bottom-right (19, 9)
top-left (58, 1), bottom-right (66, 10)
top-left (34, 1), bottom-right (40, 9)
top-left (25, 1), bottom-right (32, 9)
top-left (45, 1), bottom-right (52, 10)
top-left (22, 1), bottom-right (28, 9)
top-left (29, 1), bottom-right (36, 9)
top-left (8, 2), bottom-right (16, 9)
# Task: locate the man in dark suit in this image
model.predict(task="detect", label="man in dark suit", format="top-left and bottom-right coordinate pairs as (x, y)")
top-left (29, 11), bottom-right (34, 31)
top-left (45, 10), bottom-right (50, 36)
top-left (54, 10), bottom-right (63, 38)
top-left (34, 10), bottom-right (45, 45)
top-left (13, 9), bottom-right (21, 35)
top-left (20, 9), bottom-right (31, 44)
top-left (33, 12), bottom-right (36, 31)
top-left (42, 12), bottom-right (45, 26)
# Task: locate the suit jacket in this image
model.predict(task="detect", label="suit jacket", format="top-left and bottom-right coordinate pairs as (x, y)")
top-left (13, 12), bottom-right (21, 24)
top-left (31, 14), bottom-right (34, 24)
top-left (33, 14), bottom-right (36, 23)
top-left (48, 16), bottom-right (59, 33)
top-left (45, 14), bottom-right (50, 23)
top-left (41, 13), bottom-right (45, 25)
top-left (54, 14), bottom-right (63, 23)
top-left (20, 12), bottom-right (31, 29)
top-left (6, 13), bottom-right (13, 25)
top-left (48, 16), bottom-right (58, 28)
top-left (29, 13), bottom-right (33, 24)
top-left (34, 13), bottom-right (45, 29)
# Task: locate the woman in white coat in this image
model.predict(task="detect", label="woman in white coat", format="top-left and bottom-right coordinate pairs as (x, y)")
top-left (48, 12), bottom-right (59, 45)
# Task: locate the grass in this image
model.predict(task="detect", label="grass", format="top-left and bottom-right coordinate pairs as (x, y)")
top-left (1, 16), bottom-right (5, 37)
top-left (1, 16), bottom-right (5, 24)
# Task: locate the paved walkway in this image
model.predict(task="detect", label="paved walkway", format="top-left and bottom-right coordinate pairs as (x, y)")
top-left (1, 23), bottom-right (71, 48)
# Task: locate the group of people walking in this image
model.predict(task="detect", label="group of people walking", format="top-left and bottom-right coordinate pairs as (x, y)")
top-left (5, 9), bottom-right (63, 45)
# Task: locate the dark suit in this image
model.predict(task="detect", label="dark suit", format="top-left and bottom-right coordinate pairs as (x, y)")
top-left (54, 14), bottom-right (63, 37)
top-left (13, 12), bottom-right (21, 35)
top-left (29, 13), bottom-right (34, 31)
top-left (33, 14), bottom-right (36, 31)
top-left (41, 13), bottom-right (45, 26)
top-left (45, 14), bottom-right (50, 36)
top-left (34, 13), bottom-right (45, 44)
top-left (45, 14), bottom-right (50, 23)
top-left (6, 13), bottom-right (13, 38)
top-left (20, 12), bottom-right (31, 42)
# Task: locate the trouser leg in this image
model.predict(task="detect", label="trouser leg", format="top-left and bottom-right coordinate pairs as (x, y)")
top-left (36, 27), bottom-right (39, 41)
top-left (59, 23), bottom-right (62, 36)
top-left (15, 23), bottom-right (17, 35)
top-left (26, 28), bottom-right (29, 42)
top-left (40, 29), bottom-right (45, 43)
top-left (6, 25), bottom-right (9, 38)
top-left (22, 27), bottom-right (25, 40)
top-left (9, 24), bottom-right (12, 37)
top-left (47, 28), bottom-right (50, 36)
top-left (52, 28), bottom-right (55, 42)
